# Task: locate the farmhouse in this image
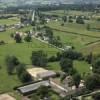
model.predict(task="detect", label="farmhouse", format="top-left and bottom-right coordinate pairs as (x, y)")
top-left (27, 67), bottom-right (56, 80)
top-left (0, 25), bottom-right (6, 32)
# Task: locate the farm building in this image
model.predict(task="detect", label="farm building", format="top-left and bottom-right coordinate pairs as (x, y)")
top-left (0, 25), bottom-right (6, 32)
top-left (27, 67), bottom-right (56, 80)
top-left (17, 80), bottom-right (50, 95)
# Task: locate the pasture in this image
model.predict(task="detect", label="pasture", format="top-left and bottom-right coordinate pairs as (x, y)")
top-left (0, 10), bottom-right (99, 97)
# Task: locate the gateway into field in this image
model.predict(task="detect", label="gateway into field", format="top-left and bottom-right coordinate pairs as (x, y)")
top-left (27, 67), bottom-right (56, 80)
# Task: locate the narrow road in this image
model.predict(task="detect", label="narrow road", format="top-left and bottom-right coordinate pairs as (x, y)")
top-left (50, 81), bottom-right (68, 92)
top-left (32, 35), bottom-right (64, 51)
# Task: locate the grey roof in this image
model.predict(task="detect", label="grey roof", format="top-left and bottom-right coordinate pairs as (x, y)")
top-left (37, 71), bottom-right (56, 79)
top-left (17, 80), bottom-right (50, 94)
top-left (0, 26), bottom-right (5, 32)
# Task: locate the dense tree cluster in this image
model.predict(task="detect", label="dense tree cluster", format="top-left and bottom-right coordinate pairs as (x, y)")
top-left (85, 74), bottom-right (100, 90)
top-left (14, 33), bottom-right (22, 43)
top-left (16, 63), bottom-right (32, 83)
top-left (60, 58), bottom-right (73, 73)
top-left (31, 50), bottom-right (48, 67)
top-left (85, 52), bottom-right (93, 64)
top-left (5, 55), bottom-right (19, 74)
top-left (62, 16), bottom-right (67, 23)
top-left (43, 26), bottom-right (63, 47)
top-left (72, 73), bottom-right (81, 88)
top-left (61, 50), bottom-right (83, 60)
top-left (5, 56), bottom-right (32, 83)
top-left (76, 16), bottom-right (85, 24)
top-left (24, 33), bottom-right (32, 42)
top-left (92, 57), bottom-right (100, 74)
top-left (31, 86), bottom-right (56, 100)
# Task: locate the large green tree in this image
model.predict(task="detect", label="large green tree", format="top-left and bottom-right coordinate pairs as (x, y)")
top-left (62, 50), bottom-right (83, 60)
top-left (73, 73), bottom-right (81, 88)
top-left (76, 16), bottom-right (85, 24)
top-left (60, 58), bottom-right (73, 73)
top-left (14, 33), bottom-right (22, 43)
top-left (92, 58), bottom-right (100, 74)
top-left (85, 74), bottom-right (100, 90)
top-left (16, 63), bottom-right (32, 83)
top-left (24, 34), bottom-right (32, 42)
top-left (5, 55), bottom-right (19, 75)
top-left (31, 50), bottom-right (48, 67)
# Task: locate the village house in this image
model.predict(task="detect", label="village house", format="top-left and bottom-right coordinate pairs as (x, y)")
top-left (0, 25), bottom-right (6, 32)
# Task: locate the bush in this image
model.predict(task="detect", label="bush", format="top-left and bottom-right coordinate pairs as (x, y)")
top-left (48, 56), bottom-right (57, 62)
top-left (5, 55), bottom-right (19, 75)
top-left (69, 19), bottom-right (73, 23)
top-left (31, 50), bottom-right (48, 67)
top-left (97, 18), bottom-right (100, 21)
top-left (76, 16), bottom-right (85, 24)
top-left (16, 63), bottom-right (32, 83)
top-left (60, 58), bottom-right (73, 73)
top-left (14, 33), bottom-right (22, 43)
top-left (0, 40), bottom-right (5, 45)
top-left (19, 71), bottom-right (32, 83)
top-left (24, 34), bottom-right (32, 42)
top-left (62, 50), bottom-right (83, 60)
top-left (92, 57), bottom-right (100, 74)
top-left (85, 74), bottom-right (100, 90)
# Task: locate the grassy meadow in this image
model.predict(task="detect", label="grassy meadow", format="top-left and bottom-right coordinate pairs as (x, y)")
top-left (0, 10), bottom-right (99, 97)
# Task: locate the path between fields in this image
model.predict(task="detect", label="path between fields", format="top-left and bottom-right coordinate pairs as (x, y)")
top-left (32, 35), bottom-right (64, 51)
top-left (85, 40), bottom-right (100, 46)
top-left (50, 27), bottom-right (100, 39)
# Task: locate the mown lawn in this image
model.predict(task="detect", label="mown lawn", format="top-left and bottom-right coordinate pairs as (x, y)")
top-left (48, 61), bottom-right (91, 76)
top-left (0, 40), bottom-right (59, 93)
top-left (48, 62), bottom-right (61, 72)
top-left (74, 60), bottom-right (91, 76)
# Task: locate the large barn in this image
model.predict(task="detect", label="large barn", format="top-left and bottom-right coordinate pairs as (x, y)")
top-left (17, 80), bottom-right (50, 95)
top-left (27, 67), bottom-right (56, 80)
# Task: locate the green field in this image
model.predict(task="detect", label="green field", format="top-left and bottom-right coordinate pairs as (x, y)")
top-left (0, 23), bottom-right (59, 93)
top-left (0, 40), bottom-right (59, 92)
top-left (0, 26), bottom-right (33, 42)
top-left (42, 10), bottom-right (91, 16)
top-left (0, 17), bottom-right (19, 25)
top-left (48, 61), bottom-right (91, 76)
top-left (0, 10), bottom-right (100, 99)
top-left (45, 16), bottom-right (100, 54)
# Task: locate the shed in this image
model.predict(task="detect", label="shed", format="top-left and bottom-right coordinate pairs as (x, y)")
top-left (17, 80), bottom-right (50, 95)
top-left (37, 71), bottom-right (56, 79)
top-left (27, 67), bottom-right (56, 80)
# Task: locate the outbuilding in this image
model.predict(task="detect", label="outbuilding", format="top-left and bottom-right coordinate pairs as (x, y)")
top-left (27, 67), bottom-right (56, 80)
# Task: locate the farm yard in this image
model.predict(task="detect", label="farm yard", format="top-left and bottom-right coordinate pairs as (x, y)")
top-left (0, 8), bottom-right (100, 100)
